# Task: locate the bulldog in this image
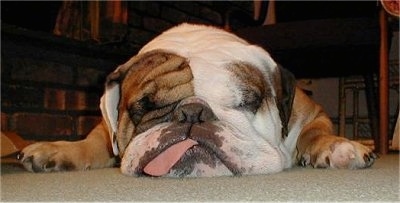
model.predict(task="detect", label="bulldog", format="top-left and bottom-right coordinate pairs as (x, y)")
top-left (19, 23), bottom-right (376, 177)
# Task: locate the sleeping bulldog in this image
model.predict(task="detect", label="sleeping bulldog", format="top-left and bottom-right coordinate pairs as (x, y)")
top-left (19, 23), bottom-right (377, 177)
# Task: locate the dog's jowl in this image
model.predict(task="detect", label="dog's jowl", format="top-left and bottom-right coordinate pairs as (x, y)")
top-left (19, 23), bottom-right (377, 177)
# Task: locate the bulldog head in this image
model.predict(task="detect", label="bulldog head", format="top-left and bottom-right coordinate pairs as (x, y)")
top-left (100, 24), bottom-right (296, 177)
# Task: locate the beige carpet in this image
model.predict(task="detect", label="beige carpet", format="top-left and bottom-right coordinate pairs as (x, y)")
top-left (1, 154), bottom-right (399, 202)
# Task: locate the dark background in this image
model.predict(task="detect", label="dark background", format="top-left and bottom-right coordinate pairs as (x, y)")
top-left (1, 1), bottom-right (379, 33)
top-left (2, 1), bottom-right (62, 32)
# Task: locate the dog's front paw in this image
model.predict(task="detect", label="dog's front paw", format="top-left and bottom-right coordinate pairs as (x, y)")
top-left (301, 136), bottom-right (377, 169)
top-left (18, 142), bottom-right (82, 172)
top-left (328, 140), bottom-right (377, 169)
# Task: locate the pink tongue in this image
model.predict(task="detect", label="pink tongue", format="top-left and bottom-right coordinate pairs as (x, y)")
top-left (143, 139), bottom-right (198, 176)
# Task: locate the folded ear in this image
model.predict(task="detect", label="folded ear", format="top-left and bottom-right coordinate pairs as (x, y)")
top-left (275, 65), bottom-right (296, 139)
top-left (100, 67), bottom-right (123, 156)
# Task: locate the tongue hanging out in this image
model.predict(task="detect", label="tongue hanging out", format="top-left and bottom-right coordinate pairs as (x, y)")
top-left (143, 139), bottom-right (198, 176)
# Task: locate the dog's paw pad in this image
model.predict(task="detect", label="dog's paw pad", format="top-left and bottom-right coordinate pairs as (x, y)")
top-left (328, 141), bottom-right (377, 169)
top-left (329, 141), bottom-right (356, 169)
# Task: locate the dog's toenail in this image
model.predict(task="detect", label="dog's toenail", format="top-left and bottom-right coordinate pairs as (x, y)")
top-left (17, 152), bottom-right (24, 160)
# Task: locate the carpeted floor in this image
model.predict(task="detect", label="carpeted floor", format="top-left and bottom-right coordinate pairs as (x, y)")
top-left (1, 154), bottom-right (399, 202)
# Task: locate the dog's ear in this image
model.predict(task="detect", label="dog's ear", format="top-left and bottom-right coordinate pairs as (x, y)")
top-left (275, 65), bottom-right (296, 139)
top-left (99, 51), bottom-right (160, 156)
top-left (100, 50), bottom-right (190, 156)
top-left (100, 66), bottom-right (125, 156)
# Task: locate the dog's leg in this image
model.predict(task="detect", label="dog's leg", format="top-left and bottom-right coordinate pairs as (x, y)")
top-left (19, 121), bottom-right (116, 172)
top-left (296, 112), bottom-right (377, 169)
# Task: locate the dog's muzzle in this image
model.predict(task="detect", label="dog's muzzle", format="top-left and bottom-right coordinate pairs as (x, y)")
top-left (120, 97), bottom-right (242, 177)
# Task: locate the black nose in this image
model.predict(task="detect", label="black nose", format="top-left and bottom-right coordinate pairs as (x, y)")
top-left (173, 103), bottom-right (217, 123)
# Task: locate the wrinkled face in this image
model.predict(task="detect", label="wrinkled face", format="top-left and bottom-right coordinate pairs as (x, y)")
top-left (100, 22), bottom-right (297, 178)
top-left (103, 50), bottom-right (288, 177)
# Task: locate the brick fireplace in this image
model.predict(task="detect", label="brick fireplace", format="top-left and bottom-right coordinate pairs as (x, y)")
top-left (1, 25), bottom-right (131, 141)
top-left (1, 1), bottom-right (253, 142)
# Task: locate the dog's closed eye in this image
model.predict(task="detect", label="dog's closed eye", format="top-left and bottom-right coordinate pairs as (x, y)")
top-left (227, 62), bottom-right (266, 114)
top-left (238, 89), bottom-right (263, 114)
top-left (129, 96), bottom-right (155, 125)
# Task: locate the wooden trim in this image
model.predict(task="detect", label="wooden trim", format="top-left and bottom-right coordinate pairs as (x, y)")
top-left (379, 7), bottom-right (389, 154)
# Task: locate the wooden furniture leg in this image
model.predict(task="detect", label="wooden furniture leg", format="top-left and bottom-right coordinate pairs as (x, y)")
top-left (379, 8), bottom-right (389, 155)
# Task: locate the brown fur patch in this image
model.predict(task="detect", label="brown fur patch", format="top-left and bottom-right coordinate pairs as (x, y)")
top-left (227, 62), bottom-right (267, 113)
top-left (115, 50), bottom-right (195, 155)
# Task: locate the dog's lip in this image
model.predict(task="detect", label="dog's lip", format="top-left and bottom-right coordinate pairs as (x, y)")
top-left (136, 122), bottom-right (242, 176)
top-left (139, 139), bottom-right (240, 177)
top-left (191, 138), bottom-right (243, 176)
